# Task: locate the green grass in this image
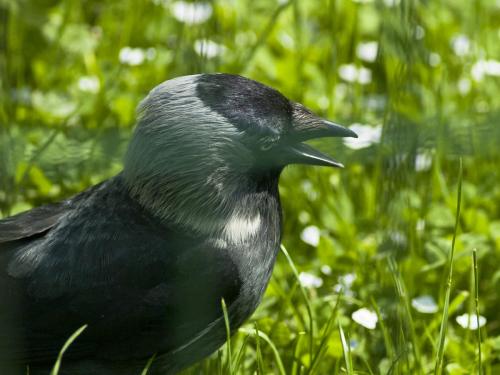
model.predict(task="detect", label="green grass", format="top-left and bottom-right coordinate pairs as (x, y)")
top-left (2, 0), bottom-right (500, 374)
top-left (472, 248), bottom-right (483, 375)
top-left (50, 325), bottom-right (87, 375)
top-left (434, 159), bottom-right (462, 375)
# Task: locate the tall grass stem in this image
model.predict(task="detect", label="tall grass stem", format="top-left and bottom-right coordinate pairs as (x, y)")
top-left (434, 158), bottom-right (463, 375)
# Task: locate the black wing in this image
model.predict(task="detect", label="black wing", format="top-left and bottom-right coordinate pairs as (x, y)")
top-left (0, 177), bottom-right (241, 370)
top-left (0, 199), bottom-right (75, 370)
top-left (0, 201), bottom-right (70, 243)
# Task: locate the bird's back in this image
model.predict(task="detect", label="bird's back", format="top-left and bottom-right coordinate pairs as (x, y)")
top-left (0, 174), bottom-right (281, 374)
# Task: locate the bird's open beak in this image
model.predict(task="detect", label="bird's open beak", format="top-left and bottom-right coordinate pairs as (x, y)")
top-left (284, 104), bottom-right (358, 168)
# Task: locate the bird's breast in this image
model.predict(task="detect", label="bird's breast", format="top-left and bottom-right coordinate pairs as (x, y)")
top-left (217, 207), bottom-right (282, 329)
top-left (222, 212), bottom-right (262, 245)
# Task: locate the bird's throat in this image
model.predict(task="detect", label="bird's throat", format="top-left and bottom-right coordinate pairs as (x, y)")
top-left (123, 170), bottom-right (281, 238)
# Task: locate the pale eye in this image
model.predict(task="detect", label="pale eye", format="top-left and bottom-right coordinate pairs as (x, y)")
top-left (260, 136), bottom-right (276, 151)
top-left (260, 142), bottom-right (274, 151)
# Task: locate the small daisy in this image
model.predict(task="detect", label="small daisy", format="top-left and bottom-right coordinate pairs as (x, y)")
top-left (298, 272), bottom-right (323, 289)
top-left (456, 313), bottom-right (486, 330)
top-left (352, 308), bottom-right (378, 329)
top-left (411, 295), bottom-right (438, 314)
top-left (300, 225), bottom-right (320, 247)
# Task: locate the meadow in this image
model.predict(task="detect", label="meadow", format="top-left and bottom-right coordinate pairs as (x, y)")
top-left (1, 0), bottom-right (500, 373)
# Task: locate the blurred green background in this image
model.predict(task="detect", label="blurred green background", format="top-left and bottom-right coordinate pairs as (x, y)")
top-left (1, 0), bottom-right (500, 373)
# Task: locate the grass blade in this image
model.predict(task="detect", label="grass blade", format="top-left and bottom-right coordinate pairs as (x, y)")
top-left (221, 298), bottom-right (233, 374)
top-left (338, 321), bottom-right (353, 375)
top-left (472, 248), bottom-right (483, 375)
top-left (281, 244), bottom-right (315, 362)
top-left (308, 291), bottom-right (342, 375)
top-left (232, 334), bottom-right (250, 374)
top-left (291, 332), bottom-right (306, 375)
top-left (140, 353), bottom-right (157, 375)
top-left (388, 257), bottom-right (422, 372)
top-left (239, 327), bottom-right (286, 375)
top-left (371, 297), bottom-right (395, 361)
top-left (50, 324), bottom-right (87, 375)
top-left (254, 323), bottom-right (265, 375)
top-left (434, 158), bottom-right (463, 375)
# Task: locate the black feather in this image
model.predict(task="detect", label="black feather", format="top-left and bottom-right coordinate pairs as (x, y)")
top-left (1, 174), bottom-right (280, 375)
top-left (0, 202), bottom-right (70, 243)
top-left (196, 73), bottom-right (293, 136)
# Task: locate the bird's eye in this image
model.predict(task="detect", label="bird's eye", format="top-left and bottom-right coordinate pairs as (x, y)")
top-left (260, 143), bottom-right (273, 151)
top-left (260, 137), bottom-right (275, 151)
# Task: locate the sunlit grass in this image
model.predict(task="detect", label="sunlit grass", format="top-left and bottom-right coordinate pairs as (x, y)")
top-left (50, 325), bottom-right (87, 375)
top-left (434, 159), bottom-right (462, 375)
top-left (2, 0), bottom-right (499, 374)
top-left (472, 248), bottom-right (483, 375)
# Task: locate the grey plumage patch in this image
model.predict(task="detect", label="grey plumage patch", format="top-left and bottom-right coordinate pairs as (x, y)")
top-left (123, 75), bottom-right (259, 235)
top-left (223, 212), bottom-right (261, 245)
top-left (7, 240), bottom-right (48, 277)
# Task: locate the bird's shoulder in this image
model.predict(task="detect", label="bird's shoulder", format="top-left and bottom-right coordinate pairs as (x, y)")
top-left (2, 176), bottom-right (184, 288)
top-left (0, 200), bottom-right (70, 244)
top-left (0, 179), bottom-right (113, 245)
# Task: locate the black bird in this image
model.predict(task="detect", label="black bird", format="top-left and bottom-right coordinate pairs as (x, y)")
top-left (0, 73), bottom-right (356, 375)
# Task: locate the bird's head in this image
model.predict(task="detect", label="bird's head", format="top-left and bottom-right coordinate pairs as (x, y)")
top-left (123, 74), bottom-right (356, 230)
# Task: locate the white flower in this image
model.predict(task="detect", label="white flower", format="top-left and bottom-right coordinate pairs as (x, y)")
top-left (357, 67), bottom-right (372, 84)
top-left (338, 64), bottom-right (372, 85)
top-left (333, 283), bottom-right (355, 297)
top-left (349, 338), bottom-right (359, 349)
top-left (389, 231), bottom-right (407, 246)
top-left (194, 39), bottom-right (224, 58)
top-left (365, 95), bottom-right (386, 110)
top-left (300, 225), bottom-right (320, 247)
top-left (119, 47), bottom-right (156, 66)
top-left (339, 273), bottom-right (356, 288)
top-left (338, 64), bottom-right (357, 82)
top-left (472, 59), bottom-right (500, 81)
top-left (356, 42), bottom-right (378, 62)
top-left (318, 96), bottom-right (329, 110)
top-left (171, 1), bottom-right (212, 24)
top-left (411, 295), bottom-right (438, 314)
top-left (429, 52), bottom-right (441, 67)
top-left (11, 87), bottom-right (31, 103)
top-left (458, 78), bottom-right (471, 95)
top-left (77, 76), bottom-right (100, 93)
top-left (451, 34), bottom-right (470, 57)
top-left (383, 0), bottom-right (400, 7)
top-left (352, 308), bottom-right (378, 329)
top-left (456, 313), bottom-right (486, 330)
top-left (415, 152), bottom-right (432, 172)
top-left (416, 219), bottom-right (425, 232)
top-left (335, 83), bottom-right (347, 99)
top-left (301, 180), bottom-right (318, 201)
top-left (119, 47), bottom-right (145, 66)
top-left (321, 265), bottom-right (332, 275)
top-left (415, 25), bottom-right (425, 40)
top-left (298, 211), bottom-right (311, 224)
top-left (145, 47), bottom-right (157, 60)
top-left (278, 32), bottom-right (294, 49)
top-left (299, 272), bottom-right (323, 288)
top-left (343, 123), bottom-right (382, 149)
top-left (334, 273), bottom-right (357, 297)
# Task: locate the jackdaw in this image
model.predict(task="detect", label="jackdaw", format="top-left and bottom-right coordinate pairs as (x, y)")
top-left (0, 73), bottom-right (356, 375)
